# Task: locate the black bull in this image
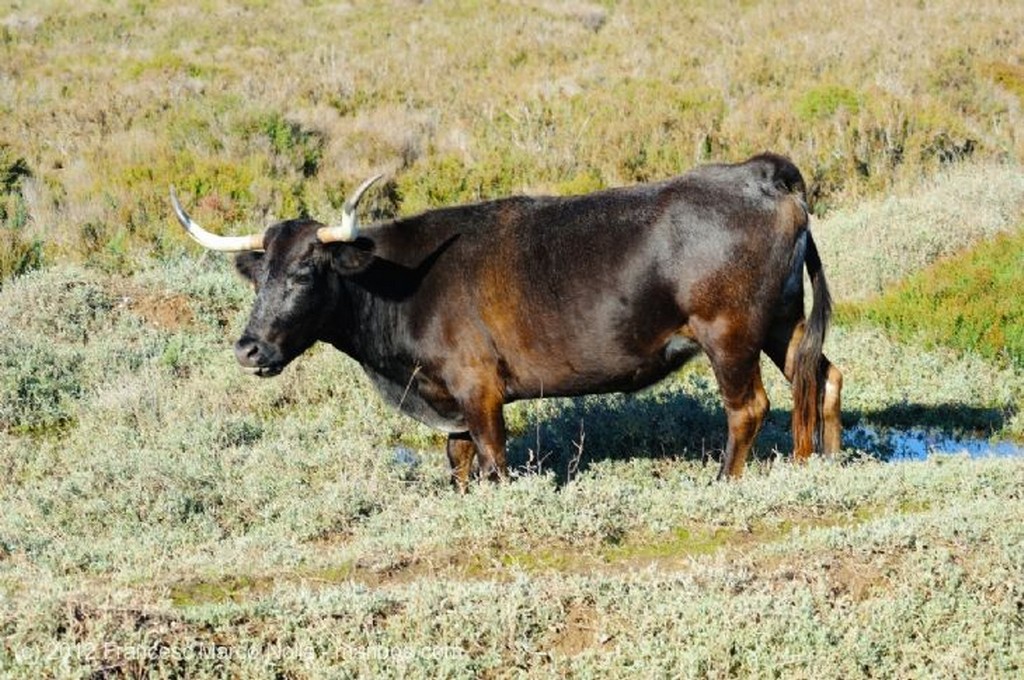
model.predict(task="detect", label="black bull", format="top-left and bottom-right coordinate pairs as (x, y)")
top-left (171, 153), bottom-right (843, 485)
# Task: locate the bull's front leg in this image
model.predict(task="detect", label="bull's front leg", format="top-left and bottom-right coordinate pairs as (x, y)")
top-left (453, 383), bottom-right (509, 484)
top-left (446, 432), bottom-right (476, 492)
top-left (466, 403), bottom-right (508, 482)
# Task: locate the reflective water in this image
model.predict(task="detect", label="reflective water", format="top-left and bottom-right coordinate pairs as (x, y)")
top-left (846, 424), bottom-right (1024, 461)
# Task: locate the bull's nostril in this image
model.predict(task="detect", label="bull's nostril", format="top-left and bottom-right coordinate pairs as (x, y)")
top-left (234, 336), bottom-right (261, 366)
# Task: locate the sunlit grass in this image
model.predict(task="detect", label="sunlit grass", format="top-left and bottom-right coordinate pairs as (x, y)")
top-left (1, 223), bottom-right (1022, 674)
top-left (2, 0), bottom-right (1024, 675)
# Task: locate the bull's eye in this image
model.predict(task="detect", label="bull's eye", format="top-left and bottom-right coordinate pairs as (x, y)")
top-left (291, 270), bottom-right (314, 286)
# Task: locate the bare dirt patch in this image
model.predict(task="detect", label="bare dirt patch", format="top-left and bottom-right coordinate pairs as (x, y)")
top-left (117, 287), bottom-right (196, 330)
top-left (549, 602), bottom-right (604, 657)
top-left (827, 558), bottom-right (889, 602)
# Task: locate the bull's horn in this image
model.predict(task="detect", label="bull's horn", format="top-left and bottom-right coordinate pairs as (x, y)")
top-left (170, 187), bottom-right (266, 252)
top-left (317, 174), bottom-right (382, 243)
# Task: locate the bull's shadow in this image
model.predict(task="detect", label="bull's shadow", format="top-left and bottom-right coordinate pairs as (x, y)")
top-left (503, 385), bottom-right (1015, 485)
top-left (503, 379), bottom-right (772, 484)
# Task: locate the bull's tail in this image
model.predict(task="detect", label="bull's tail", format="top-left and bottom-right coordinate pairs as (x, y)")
top-left (791, 229), bottom-right (832, 457)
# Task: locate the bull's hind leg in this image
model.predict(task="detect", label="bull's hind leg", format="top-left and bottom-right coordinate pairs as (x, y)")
top-left (821, 361), bottom-right (843, 454)
top-left (765, 321), bottom-right (843, 460)
top-left (710, 355), bottom-right (771, 479)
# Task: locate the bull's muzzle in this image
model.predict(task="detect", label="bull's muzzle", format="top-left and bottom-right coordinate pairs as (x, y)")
top-left (234, 335), bottom-right (284, 377)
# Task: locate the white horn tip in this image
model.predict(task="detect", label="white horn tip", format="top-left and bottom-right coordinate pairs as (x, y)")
top-left (169, 186), bottom-right (265, 252)
top-left (343, 174), bottom-right (384, 213)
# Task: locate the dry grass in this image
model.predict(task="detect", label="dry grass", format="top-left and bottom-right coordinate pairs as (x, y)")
top-left (2, 0), bottom-right (1024, 276)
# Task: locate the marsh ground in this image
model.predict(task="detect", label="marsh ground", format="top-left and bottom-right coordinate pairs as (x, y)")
top-left (2, 1), bottom-right (1023, 677)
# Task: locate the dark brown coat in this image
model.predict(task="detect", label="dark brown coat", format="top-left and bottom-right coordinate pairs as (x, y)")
top-left (230, 153), bottom-right (843, 484)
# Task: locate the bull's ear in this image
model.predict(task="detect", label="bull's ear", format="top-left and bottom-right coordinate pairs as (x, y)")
top-left (327, 237), bottom-right (375, 276)
top-left (235, 251), bottom-right (264, 283)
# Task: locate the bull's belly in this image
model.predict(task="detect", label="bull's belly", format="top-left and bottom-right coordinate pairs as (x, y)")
top-left (508, 333), bottom-right (703, 400)
top-left (363, 367), bottom-right (467, 433)
top-left (361, 334), bottom-right (702, 433)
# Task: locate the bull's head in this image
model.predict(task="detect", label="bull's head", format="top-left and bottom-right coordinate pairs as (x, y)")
top-left (170, 176), bottom-right (381, 377)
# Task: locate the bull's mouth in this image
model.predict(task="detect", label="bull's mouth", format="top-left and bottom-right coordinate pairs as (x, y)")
top-left (243, 364), bottom-right (284, 378)
top-left (234, 337), bottom-right (292, 378)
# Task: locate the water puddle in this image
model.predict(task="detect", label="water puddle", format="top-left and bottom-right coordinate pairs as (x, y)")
top-left (387, 429), bottom-right (1024, 473)
top-left (846, 424), bottom-right (1024, 461)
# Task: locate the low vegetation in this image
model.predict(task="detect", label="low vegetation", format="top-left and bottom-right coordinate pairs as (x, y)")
top-left (1, 190), bottom-right (1021, 676)
top-left (1, 0), bottom-right (1023, 676)
top-left (839, 229), bottom-right (1024, 369)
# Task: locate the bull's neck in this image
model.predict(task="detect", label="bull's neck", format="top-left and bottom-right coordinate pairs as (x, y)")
top-left (318, 228), bottom-right (451, 370)
top-left (319, 266), bottom-right (398, 365)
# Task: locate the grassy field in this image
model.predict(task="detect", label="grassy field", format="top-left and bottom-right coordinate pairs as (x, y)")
top-left (2, 0), bottom-right (1024, 677)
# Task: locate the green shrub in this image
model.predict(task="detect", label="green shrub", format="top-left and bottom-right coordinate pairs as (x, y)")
top-left (0, 225), bottom-right (44, 285)
top-left (239, 112), bottom-right (325, 180)
top-left (0, 146), bottom-right (43, 284)
top-left (796, 85), bottom-right (862, 121)
top-left (397, 151), bottom-right (539, 213)
top-left (984, 61), bottom-right (1024, 104)
top-left (554, 167), bottom-right (606, 196)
